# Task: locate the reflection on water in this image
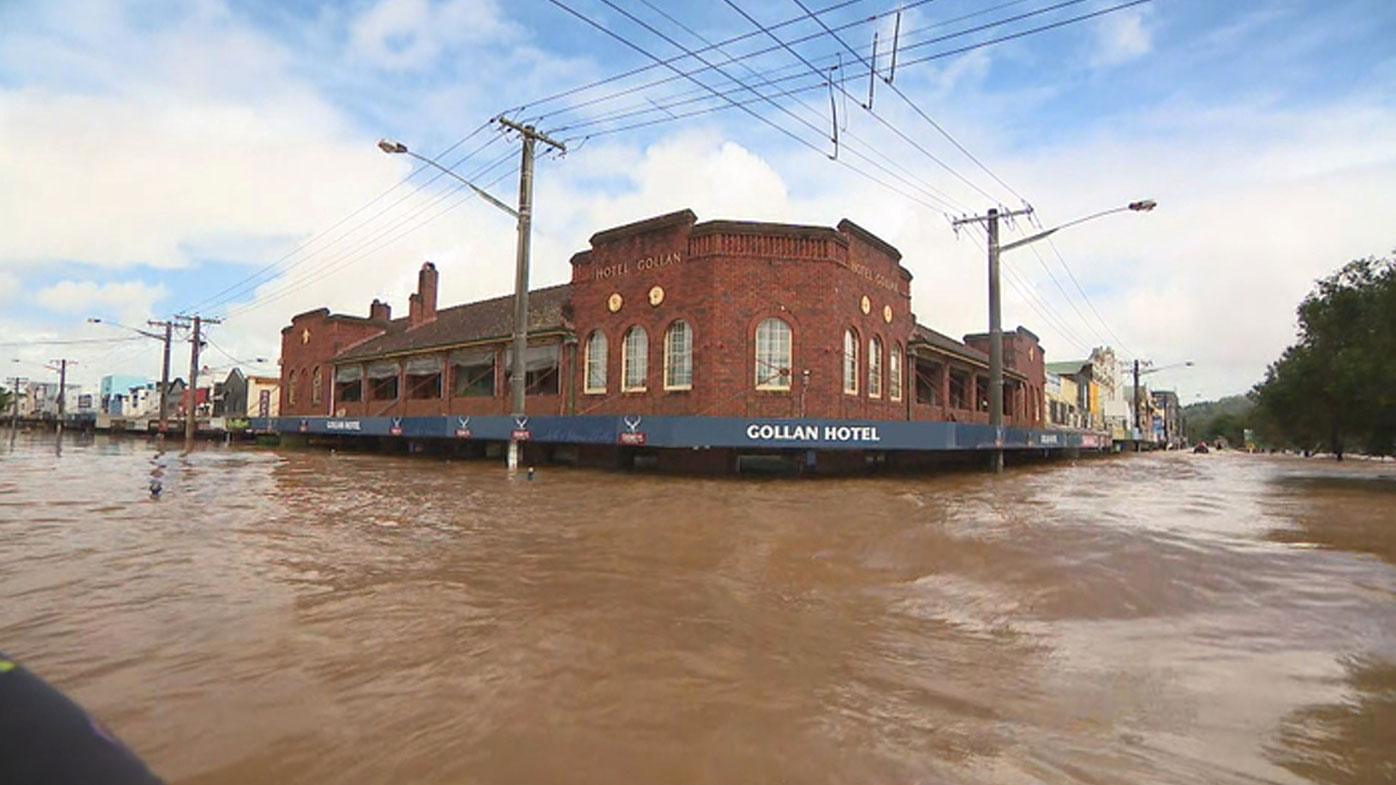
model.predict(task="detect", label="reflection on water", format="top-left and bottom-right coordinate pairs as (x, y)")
top-left (2, 432), bottom-right (1395, 784)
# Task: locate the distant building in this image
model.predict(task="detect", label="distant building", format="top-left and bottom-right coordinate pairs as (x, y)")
top-left (245, 375), bottom-right (280, 418)
top-left (214, 369), bottom-right (248, 417)
top-left (1152, 390), bottom-right (1182, 448)
top-left (20, 381), bottom-right (85, 419)
top-left (1044, 371), bottom-right (1082, 428)
top-left (99, 374), bottom-right (150, 414)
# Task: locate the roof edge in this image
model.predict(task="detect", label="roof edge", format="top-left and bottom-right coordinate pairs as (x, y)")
top-left (589, 209), bottom-right (697, 246)
top-left (836, 219), bottom-right (902, 261)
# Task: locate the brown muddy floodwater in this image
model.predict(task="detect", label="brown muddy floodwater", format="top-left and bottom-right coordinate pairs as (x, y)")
top-left (2, 433), bottom-right (1394, 784)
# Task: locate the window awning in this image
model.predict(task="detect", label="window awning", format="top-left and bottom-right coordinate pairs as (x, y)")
top-left (403, 355), bottom-right (443, 375)
top-left (366, 361), bottom-right (400, 379)
top-left (505, 343), bottom-right (560, 371)
top-left (334, 365), bottom-right (362, 382)
top-left (449, 348), bottom-right (495, 367)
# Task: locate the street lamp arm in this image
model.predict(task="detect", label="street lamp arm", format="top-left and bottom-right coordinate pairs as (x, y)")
top-left (87, 318), bottom-right (163, 341)
top-left (999, 202), bottom-right (1154, 253)
top-left (379, 140), bottom-right (519, 220)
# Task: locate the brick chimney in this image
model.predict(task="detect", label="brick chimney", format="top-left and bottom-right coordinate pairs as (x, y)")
top-left (408, 293), bottom-right (422, 327)
top-left (369, 298), bottom-right (391, 322)
top-left (418, 262), bottom-right (438, 323)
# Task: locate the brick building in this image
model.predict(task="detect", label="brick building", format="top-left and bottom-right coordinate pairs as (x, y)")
top-left (277, 209), bottom-right (1046, 432)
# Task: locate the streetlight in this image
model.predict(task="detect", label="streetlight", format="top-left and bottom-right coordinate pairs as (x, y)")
top-left (956, 199), bottom-right (1157, 473)
top-left (380, 129), bottom-right (565, 473)
top-left (998, 201), bottom-right (1157, 254)
top-left (89, 316), bottom-right (176, 433)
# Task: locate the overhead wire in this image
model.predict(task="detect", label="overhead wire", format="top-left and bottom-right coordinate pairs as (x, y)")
top-left (960, 223), bottom-right (1093, 355)
top-left (787, 0), bottom-right (1025, 203)
top-left (195, 131), bottom-right (510, 315)
top-left (1044, 236), bottom-right (1136, 357)
top-left (181, 120), bottom-right (498, 315)
top-left (223, 155), bottom-right (522, 321)
top-left (544, 0), bottom-right (955, 212)
top-left (723, 0), bottom-right (998, 204)
top-left (544, 0), bottom-right (1078, 142)
top-left (544, 0), bottom-right (1146, 161)
top-left (634, 0), bottom-right (971, 214)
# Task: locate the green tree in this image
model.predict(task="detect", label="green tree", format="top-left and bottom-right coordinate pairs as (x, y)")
top-left (0, 385), bottom-right (11, 416)
top-left (1254, 253), bottom-right (1396, 458)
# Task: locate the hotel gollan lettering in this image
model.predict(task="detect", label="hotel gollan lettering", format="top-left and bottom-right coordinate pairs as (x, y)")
top-left (745, 422), bottom-right (882, 443)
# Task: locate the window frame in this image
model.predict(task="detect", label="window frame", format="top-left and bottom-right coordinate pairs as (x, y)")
top-left (584, 330), bottom-right (607, 394)
top-left (505, 344), bottom-right (561, 396)
top-left (367, 361), bottom-right (401, 402)
top-left (451, 349), bottom-right (496, 398)
top-left (663, 320), bottom-right (693, 391)
top-left (949, 369), bottom-right (969, 409)
top-left (868, 336), bottom-right (883, 399)
top-left (890, 342), bottom-right (902, 402)
top-left (621, 326), bottom-right (648, 392)
top-left (754, 317), bottom-right (792, 391)
top-left (843, 328), bottom-right (859, 395)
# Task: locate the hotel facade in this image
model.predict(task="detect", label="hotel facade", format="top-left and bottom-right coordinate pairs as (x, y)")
top-left (268, 210), bottom-right (1101, 471)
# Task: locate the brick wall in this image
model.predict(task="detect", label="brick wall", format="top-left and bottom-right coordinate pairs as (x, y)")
top-left (278, 309), bottom-right (386, 416)
top-left (567, 211), bottom-right (917, 421)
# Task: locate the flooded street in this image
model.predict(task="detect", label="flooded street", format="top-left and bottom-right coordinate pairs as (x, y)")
top-left (2, 434), bottom-right (1394, 784)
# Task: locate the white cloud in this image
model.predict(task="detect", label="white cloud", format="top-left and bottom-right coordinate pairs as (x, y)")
top-left (1092, 8), bottom-right (1152, 67)
top-left (348, 0), bottom-right (514, 71)
top-left (36, 280), bottom-right (170, 325)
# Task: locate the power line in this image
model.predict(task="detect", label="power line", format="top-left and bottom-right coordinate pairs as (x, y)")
top-left (191, 131), bottom-right (509, 315)
top-left (545, 0), bottom-right (1080, 142)
top-left (512, 0), bottom-right (896, 119)
top-left (635, 0), bottom-right (971, 213)
top-left (544, 0), bottom-right (957, 212)
top-left (1044, 236), bottom-right (1136, 357)
top-left (222, 157), bottom-right (523, 322)
top-left (786, 0), bottom-right (1025, 203)
top-left (0, 336), bottom-right (142, 347)
top-left (719, 0), bottom-right (992, 207)
top-left (180, 120), bottom-right (499, 316)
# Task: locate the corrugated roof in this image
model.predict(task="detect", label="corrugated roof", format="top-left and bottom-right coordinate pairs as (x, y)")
top-left (334, 284), bottom-right (572, 363)
top-left (910, 324), bottom-right (1027, 380)
top-left (910, 324), bottom-right (989, 364)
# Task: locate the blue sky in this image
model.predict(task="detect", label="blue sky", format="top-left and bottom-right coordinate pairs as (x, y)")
top-left (2, 0), bottom-right (1394, 398)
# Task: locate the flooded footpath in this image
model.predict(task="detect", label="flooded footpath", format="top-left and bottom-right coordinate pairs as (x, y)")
top-left (2, 433), bottom-right (1393, 784)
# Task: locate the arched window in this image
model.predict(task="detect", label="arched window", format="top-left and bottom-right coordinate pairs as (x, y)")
top-left (664, 320), bottom-right (692, 390)
top-left (754, 318), bottom-right (792, 390)
top-left (287, 370), bottom-right (297, 405)
top-left (622, 326), bottom-right (648, 391)
top-left (843, 328), bottom-right (858, 394)
top-left (584, 331), bottom-right (607, 394)
top-left (311, 366), bottom-right (323, 404)
top-left (890, 342), bottom-right (903, 401)
top-left (868, 336), bottom-right (883, 398)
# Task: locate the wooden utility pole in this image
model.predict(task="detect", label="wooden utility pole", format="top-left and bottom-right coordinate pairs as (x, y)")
top-left (50, 359), bottom-right (75, 440)
top-left (150, 319), bottom-right (174, 435)
top-left (176, 314), bottom-right (220, 447)
top-left (953, 206), bottom-right (1034, 473)
top-left (497, 117), bottom-right (565, 474)
top-left (6, 375), bottom-right (26, 448)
